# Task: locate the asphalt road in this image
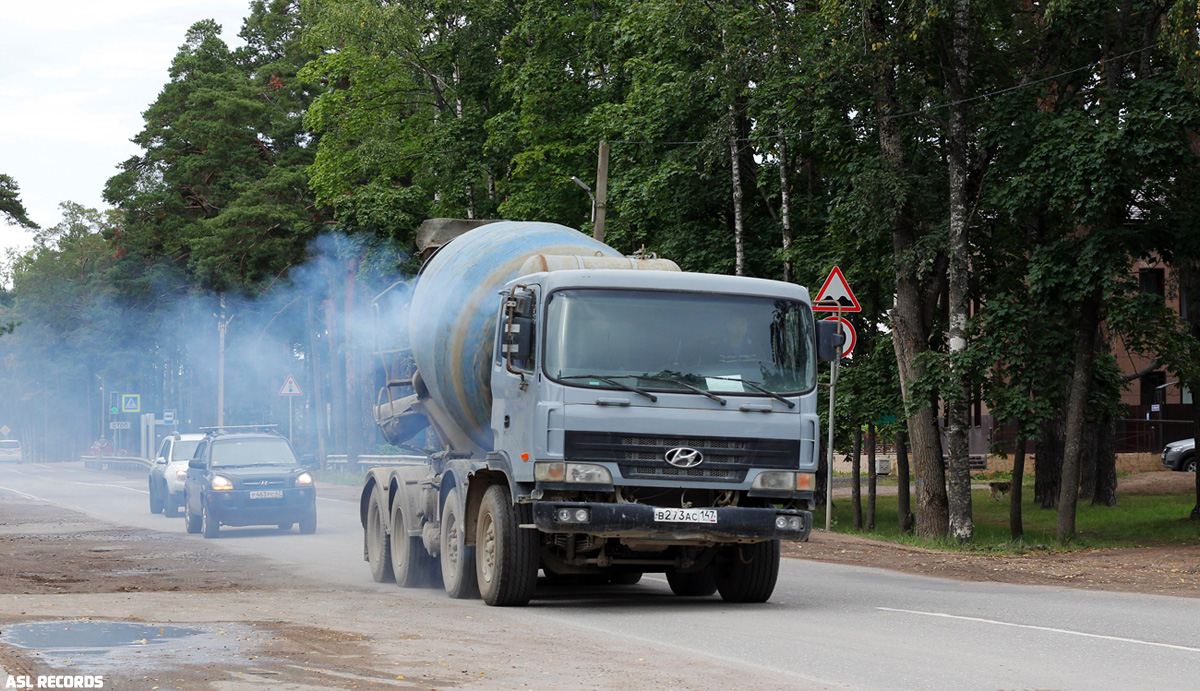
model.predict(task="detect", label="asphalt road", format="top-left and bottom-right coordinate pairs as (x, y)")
top-left (2, 461), bottom-right (1199, 690)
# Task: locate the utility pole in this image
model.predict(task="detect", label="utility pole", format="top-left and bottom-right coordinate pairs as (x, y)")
top-left (594, 140), bottom-right (610, 243)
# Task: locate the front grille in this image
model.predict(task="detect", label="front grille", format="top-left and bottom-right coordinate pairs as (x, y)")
top-left (565, 432), bottom-right (798, 483)
top-left (238, 478), bottom-right (286, 489)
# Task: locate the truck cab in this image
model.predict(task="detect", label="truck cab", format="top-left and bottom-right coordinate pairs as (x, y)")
top-left (490, 270), bottom-right (817, 579)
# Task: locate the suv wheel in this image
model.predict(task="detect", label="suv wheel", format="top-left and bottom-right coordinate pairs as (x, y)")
top-left (184, 493), bottom-right (201, 534)
top-left (299, 507), bottom-right (317, 535)
top-left (1186, 457), bottom-right (1196, 473)
top-left (148, 480), bottom-right (163, 514)
top-left (202, 499), bottom-right (219, 538)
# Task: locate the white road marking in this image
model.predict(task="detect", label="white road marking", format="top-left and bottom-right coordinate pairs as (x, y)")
top-left (0, 484), bottom-right (43, 501)
top-left (878, 607), bottom-right (1200, 653)
top-left (68, 479), bottom-right (148, 495)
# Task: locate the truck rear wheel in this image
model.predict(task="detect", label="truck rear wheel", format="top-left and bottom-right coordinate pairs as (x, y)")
top-left (666, 567), bottom-right (717, 596)
top-left (475, 484), bottom-right (538, 606)
top-left (714, 539), bottom-right (780, 603)
top-left (440, 486), bottom-right (478, 598)
top-left (366, 490), bottom-right (394, 583)
top-left (391, 503), bottom-right (434, 587)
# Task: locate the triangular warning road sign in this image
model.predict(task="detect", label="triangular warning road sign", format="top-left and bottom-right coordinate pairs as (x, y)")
top-left (279, 374), bottom-right (304, 396)
top-left (813, 266), bottom-right (861, 312)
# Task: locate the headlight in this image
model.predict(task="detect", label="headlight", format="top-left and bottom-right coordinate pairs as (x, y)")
top-left (752, 471), bottom-right (797, 490)
top-left (175, 469), bottom-right (187, 479)
top-left (210, 475), bottom-right (233, 491)
top-left (535, 462), bottom-right (612, 484)
top-left (296, 472), bottom-right (313, 486)
top-left (565, 463), bottom-right (612, 484)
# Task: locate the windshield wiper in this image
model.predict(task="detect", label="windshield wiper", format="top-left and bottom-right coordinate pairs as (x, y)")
top-left (559, 375), bottom-right (657, 402)
top-left (706, 376), bottom-right (796, 409)
top-left (638, 374), bottom-right (727, 406)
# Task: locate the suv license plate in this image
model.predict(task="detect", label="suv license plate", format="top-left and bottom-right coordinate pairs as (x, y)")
top-left (653, 508), bottom-right (717, 524)
top-left (249, 490), bottom-right (283, 499)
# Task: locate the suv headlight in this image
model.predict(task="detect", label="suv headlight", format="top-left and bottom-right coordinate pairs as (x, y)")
top-left (211, 475), bottom-right (233, 491)
top-left (296, 472), bottom-right (313, 486)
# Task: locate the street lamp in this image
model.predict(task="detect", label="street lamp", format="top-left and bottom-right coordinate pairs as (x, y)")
top-left (570, 176), bottom-right (596, 223)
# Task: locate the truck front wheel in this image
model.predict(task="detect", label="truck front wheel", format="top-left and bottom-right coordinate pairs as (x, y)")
top-left (366, 490), bottom-right (394, 583)
top-left (475, 484), bottom-right (538, 606)
top-left (714, 539), bottom-right (780, 603)
top-left (440, 487), bottom-right (478, 599)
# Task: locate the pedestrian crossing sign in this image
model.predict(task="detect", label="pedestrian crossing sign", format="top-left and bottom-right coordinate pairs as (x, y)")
top-left (122, 394), bottom-right (141, 413)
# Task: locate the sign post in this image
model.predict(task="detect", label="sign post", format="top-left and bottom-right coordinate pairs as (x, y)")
top-left (278, 374), bottom-right (304, 442)
top-left (814, 266), bottom-right (861, 531)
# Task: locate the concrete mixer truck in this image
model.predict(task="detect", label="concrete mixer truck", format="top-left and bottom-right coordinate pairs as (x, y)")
top-left (360, 219), bottom-right (843, 606)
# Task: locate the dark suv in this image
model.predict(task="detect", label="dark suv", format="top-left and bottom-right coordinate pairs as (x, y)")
top-left (184, 429), bottom-right (317, 538)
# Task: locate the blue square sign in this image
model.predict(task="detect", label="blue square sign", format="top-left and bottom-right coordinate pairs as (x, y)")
top-left (122, 394), bottom-right (140, 413)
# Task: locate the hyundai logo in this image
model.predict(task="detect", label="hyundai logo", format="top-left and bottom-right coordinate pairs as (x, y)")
top-left (664, 447), bottom-right (704, 468)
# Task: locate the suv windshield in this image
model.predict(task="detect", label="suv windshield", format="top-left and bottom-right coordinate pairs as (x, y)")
top-left (211, 438), bottom-right (297, 467)
top-left (544, 289), bottom-right (816, 395)
top-left (170, 441), bottom-right (201, 460)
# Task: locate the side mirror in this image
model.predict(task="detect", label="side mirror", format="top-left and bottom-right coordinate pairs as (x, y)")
top-left (817, 320), bottom-right (846, 362)
top-left (502, 315), bottom-right (535, 363)
top-left (155, 457), bottom-right (167, 465)
top-left (188, 458), bottom-right (205, 470)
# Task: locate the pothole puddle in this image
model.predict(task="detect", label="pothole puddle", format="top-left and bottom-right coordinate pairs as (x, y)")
top-left (0, 620), bottom-right (259, 673)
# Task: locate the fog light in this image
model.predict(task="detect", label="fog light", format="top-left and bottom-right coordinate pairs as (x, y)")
top-left (556, 508), bottom-right (572, 522)
top-left (753, 471), bottom-right (796, 491)
top-left (535, 462), bottom-right (566, 482)
top-left (775, 515), bottom-right (788, 529)
top-left (574, 508), bottom-right (590, 522)
top-left (788, 516), bottom-right (802, 531)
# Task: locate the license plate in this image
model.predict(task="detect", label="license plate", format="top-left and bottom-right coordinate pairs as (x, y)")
top-left (249, 490), bottom-right (283, 499)
top-left (653, 508), bottom-right (717, 524)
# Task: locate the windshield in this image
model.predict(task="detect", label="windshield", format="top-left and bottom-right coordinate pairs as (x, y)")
top-left (211, 438), bottom-right (297, 467)
top-left (170, 441), bottom-right (200, 461)
top-left (544, 289), bottom-right (816, 396)
top-left (0, 441), bottom-right (19, 450)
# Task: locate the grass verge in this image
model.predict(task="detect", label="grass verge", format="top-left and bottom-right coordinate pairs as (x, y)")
top-left (828, 487), bottom-right (1200, 553)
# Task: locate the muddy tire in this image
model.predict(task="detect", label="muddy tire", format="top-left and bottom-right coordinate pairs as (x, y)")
top-left (475, 484), bottom-right (538, 606)
top-left (366, 490), bottom-right (393, 582)
top-left (391, 503), bottom-right (434, 588)
top-left (440, 486), bottom-right (478, 599)
top-left (201, 499), bottom-right (219, 539)
top-left (184, 493), bottom-right (201, 533)
top-left (714, 539), bottom-right (780, 603)
top-left (666, 567), bottom-right (717, 596)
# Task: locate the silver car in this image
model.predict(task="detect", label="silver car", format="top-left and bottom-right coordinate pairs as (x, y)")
top-left (148, 433), bottom-right (205, 516)
top-left (0, 439), bottom-right (21, 463)
top-left (1162, 438), bottom-right (1196, 473)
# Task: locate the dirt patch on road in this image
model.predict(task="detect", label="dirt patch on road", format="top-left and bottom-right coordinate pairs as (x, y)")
top-left (0, 500), bottom-right (306, 595)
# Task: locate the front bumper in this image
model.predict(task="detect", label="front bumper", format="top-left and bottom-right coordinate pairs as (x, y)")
top-left (532, 501), bottom-right (811, 542)
top-left (207, 488), bottom-right (315, 527)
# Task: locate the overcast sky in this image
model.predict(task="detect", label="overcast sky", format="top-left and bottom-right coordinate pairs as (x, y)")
top-left (0, 1), bottom-right (252, 259)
